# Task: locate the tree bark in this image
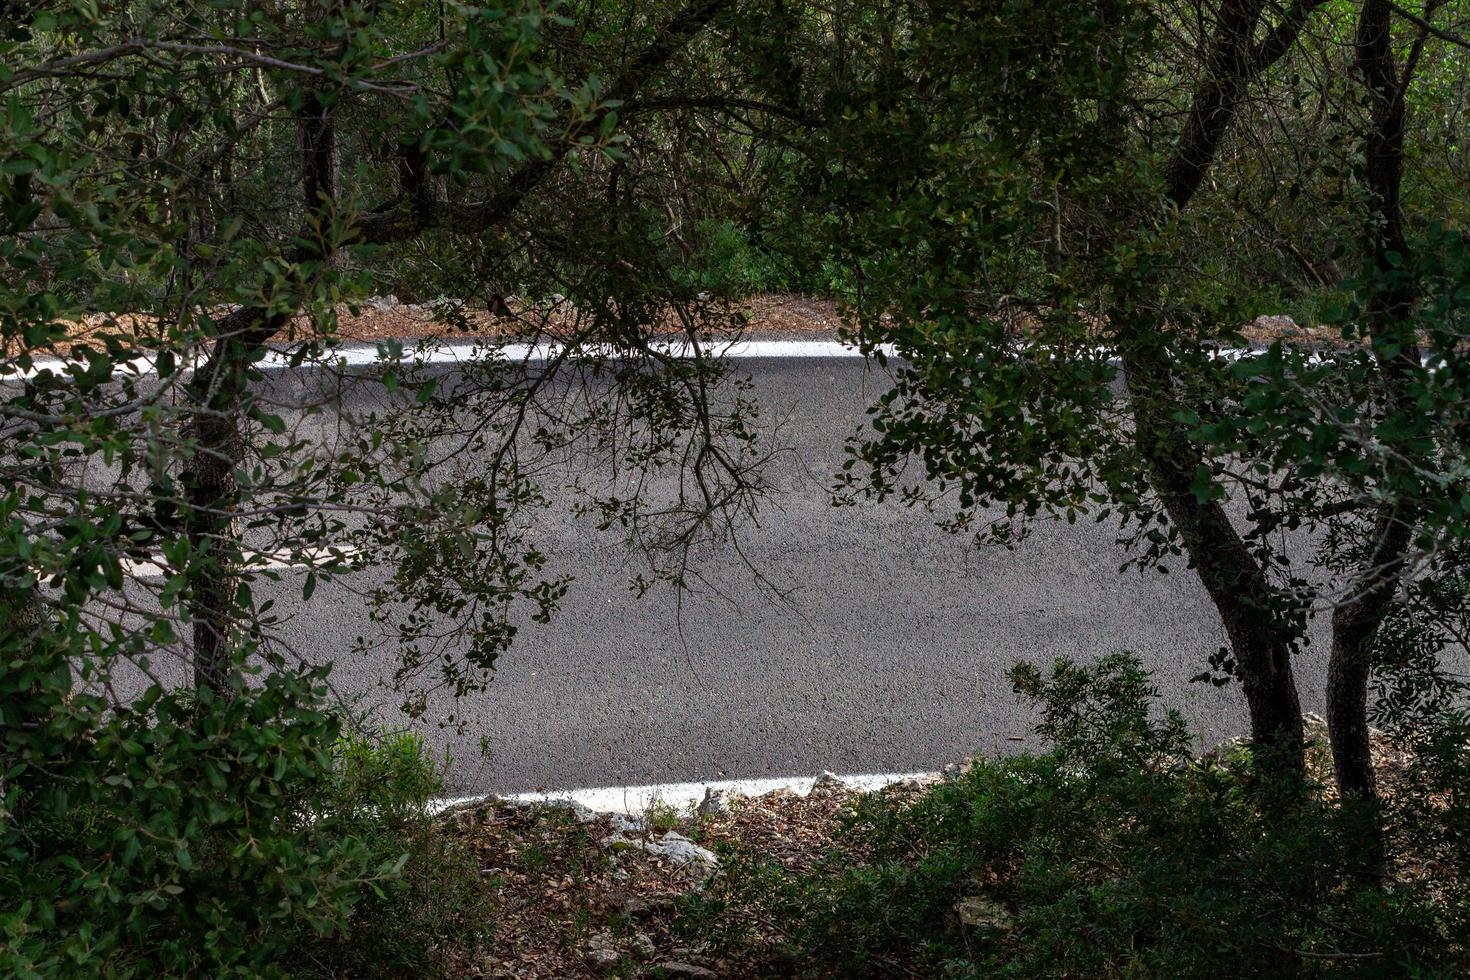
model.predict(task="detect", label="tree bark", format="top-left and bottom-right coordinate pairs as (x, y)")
top-left (1115, 0), bottom-right (1328, 776)
top-left (178, 0), bottom-right (731, 693)
top-left (180, 405), bottom-right (248, 695)
top-left (1121, 328), bottom-right (1306, 771)
top-left (1327, 514), bottom-right (1411, 801)
top-left (1325, 0), bottom-right (1424, 808)
top-left (181, 91), bottom-right (336, 695)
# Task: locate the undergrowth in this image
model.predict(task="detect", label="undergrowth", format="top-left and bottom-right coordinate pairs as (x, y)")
top-left (680, 654), bottom-right (1470, 978)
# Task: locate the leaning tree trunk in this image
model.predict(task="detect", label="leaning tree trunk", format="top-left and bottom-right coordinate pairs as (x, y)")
top-left (1122, 328), bottom-right (1306, 775)
top-left (1105, 0), bottom-right (1330, 779)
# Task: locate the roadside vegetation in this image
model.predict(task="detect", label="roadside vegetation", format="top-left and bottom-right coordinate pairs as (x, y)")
top-left (683, 654), bottom-right (1470, 977)
top-left (4, 0), bottom-right (1469, 975)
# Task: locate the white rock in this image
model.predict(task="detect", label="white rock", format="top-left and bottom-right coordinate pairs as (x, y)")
top-left (603, 830), bottom-right (718, 868)
top-left (584, 932), bottom-right (620, 971)
top-left (611, 812), bottom-right (646, 833)
top-left (649, 831), bottom-right (718, 866)
top-left (1253, 313), bottom-right (1298, 333)
top-left (812, 770), bottom-right (845, 791)
top-left (539, 798), bottom-right (598, 823)
top-left (585, 946), bottom-right (619, 971)
top-left (629, 931), bottom-right (656, 959)
top-left (696, 787), bottom-right (729, 817)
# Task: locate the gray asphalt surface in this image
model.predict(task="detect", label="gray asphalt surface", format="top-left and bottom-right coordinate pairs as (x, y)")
top-left (249, 353), bottom-right (1333, 796)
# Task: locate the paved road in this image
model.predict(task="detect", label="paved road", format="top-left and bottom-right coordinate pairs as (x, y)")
top-left (64, 350), bottom-right (1327, 794)
top-left (241, 351), bottom-right (1339, 796)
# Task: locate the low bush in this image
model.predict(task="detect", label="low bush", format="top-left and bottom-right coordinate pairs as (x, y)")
top-left (681, 654), bottom-right (1470, 978)
top-left (1, 639), bottom-right (490, 978)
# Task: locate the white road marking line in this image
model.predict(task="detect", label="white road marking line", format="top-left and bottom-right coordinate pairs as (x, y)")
top-left (431, 770), bottom-right (936, 816)
top-left (6, 328), bottom-right (1439, 384)
top-left (11, 336), bottom-right (1375, 385)
top-left (121, 545), bottom-right (361, 578)
top-left (5, 339), bottom-right (886, 381)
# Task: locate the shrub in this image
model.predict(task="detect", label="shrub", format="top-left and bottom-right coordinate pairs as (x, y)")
top-left (681, 654), bottom-right (1469, 978)
top-left (671, 219), bottom-right (791, 297)
top-left (0, 637), bottom-right (490, 978)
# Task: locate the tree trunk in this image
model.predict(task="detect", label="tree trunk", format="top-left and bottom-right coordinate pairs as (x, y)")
top-left (1122, 331), bottom-right (1306, 774)
top-left (1325, 0), bottom-right (1423, 808)
top-left (1106, 0), bottom-right (1329, 779)
top-left (1326, 514), bottom-right (1410, 800)
top-left (182, 91), bottom-right (336, 696)
top-left (180, 405), bottom-right (249, 696)
top-left (1326, 509), bottom-right (1411, 885)
top-left (176, 0), bottom-right (731, 690)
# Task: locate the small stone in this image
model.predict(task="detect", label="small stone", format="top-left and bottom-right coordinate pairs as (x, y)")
top-left (611, 812), bottom-right (646, 833)
top-left (696, 788), bottom-right (729, 817)
top-left (603, 831), bottom-right (719, 869)
top-left (582, 946), bottom-right (617, 969)
top-left (657, 962), bottom-right (718, 979)
top-left (651, 831), bottom-right (719, 866)
top-left (629, 931), bottom-right (656, 959)
top-left (539, 798), bottom-right (598, 823)
top-left (1253, 313), bottom-right (1298, 333)
top-left (812, 770), bottom-right (845, 791)
top-left (955, 895), bottom-right (1014, 937)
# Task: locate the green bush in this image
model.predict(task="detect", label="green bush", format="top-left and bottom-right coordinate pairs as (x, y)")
top-left (0, 637), bottom-right (490, 978)
top-left (681, 654), bottom-right (1470, 978)
top-left (301, 729), bottom-right (494, 979)
top-left (669, 219), bottom-right (790, 297)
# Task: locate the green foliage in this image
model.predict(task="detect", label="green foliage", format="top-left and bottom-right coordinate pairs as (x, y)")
top-left (659, 218), bottom-right (852, 299)
top-left (6, 0), bottom-right (1470, 972)
top-left (303, 731), bottom-right (495, 979)
top-left (673, 219), bottom-right (789, 297)
top-left (0, 633), bottom-right (489, 978)
top-left (1370, 552), bottom-right (1470, 924)
top-left (682, 654), bottom-right (1470, 977)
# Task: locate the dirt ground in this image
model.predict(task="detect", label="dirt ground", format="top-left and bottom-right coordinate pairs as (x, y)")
top-left (436, 716), bottom-right (1424, 979)
top-left (437, 778), bottom-right (901, 979)
top-left (32, 293), bottom-right (1344, 359)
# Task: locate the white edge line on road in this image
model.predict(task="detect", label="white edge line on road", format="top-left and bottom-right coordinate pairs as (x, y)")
top-left (429, 770), bottom-right (935, 816)
top-left (12, 337), bottom-right (1396, 384)
top-left (10, 332), bottom-right (1448, 384)
top-left (5, 339), bottom-right (887, 382)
